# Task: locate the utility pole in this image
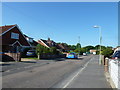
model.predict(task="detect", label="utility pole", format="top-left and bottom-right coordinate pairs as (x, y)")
top-left (78, 36), bottom-right (80, 58)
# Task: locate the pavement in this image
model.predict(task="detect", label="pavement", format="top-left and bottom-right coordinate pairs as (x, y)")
top-left (64, 55), bottom-right (112, 88)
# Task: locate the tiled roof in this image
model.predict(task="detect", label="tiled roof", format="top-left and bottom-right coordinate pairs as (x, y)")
top-left (38, 39), bottom-right (70, 51)
top-left (0, 25), bottom-right (16, 34)
top-left (57, 43), bottom-right (70, 50)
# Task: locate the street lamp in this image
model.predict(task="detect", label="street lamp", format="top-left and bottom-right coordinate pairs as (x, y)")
top-left (93, 25), bottom-right (102, 65)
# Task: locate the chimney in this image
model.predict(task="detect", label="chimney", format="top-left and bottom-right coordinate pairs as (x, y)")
top-left (48, 37), bottom-right (50, 41)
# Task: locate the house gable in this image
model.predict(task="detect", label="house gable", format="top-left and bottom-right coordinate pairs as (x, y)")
top-left (0, 25), bottom-right (31, 46)
top-left (38, 39), bottom-right (50, 48)
top-left (11, 41), bottom-right (22, 47)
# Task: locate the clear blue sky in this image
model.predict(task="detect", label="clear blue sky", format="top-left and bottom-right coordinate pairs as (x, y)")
top-left (2, 2), bottom-right (118, 47)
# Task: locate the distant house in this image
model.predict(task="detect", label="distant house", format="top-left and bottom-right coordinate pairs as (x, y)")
top-left (57, 43), bottom-right (70, 52)
top-left (24, 34), bottom-right (38, 49)
top-left (90, 49), bottom-right (97, 55)
top-left (37, 38), bottom-right (57, 48)
top-left (37, 38), bottom-right (69, 52)
top-left (0, 24), bottom-right (31, 53)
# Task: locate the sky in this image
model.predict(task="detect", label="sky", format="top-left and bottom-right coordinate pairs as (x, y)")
top-left (2, 2), bottom-right (118, 47)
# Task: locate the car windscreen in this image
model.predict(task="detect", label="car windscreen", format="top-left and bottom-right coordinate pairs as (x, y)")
top-left (28, 50), bottom-right (35, 52)
top-left (68, 54), bottom-right (74, 55)
top-left (112, 51), bottom-right (120, 58)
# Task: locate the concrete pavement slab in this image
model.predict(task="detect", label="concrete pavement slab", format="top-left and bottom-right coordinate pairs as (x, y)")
top-left (66, 55), bottom-right (112, 88)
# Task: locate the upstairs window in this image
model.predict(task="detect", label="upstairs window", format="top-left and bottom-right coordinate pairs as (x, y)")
top-left (29, 38), bottom-right (33, 43)
top-left (11, 32), bottom-right (19, 39)
top-left (26, 37), bottom-right (33, 43)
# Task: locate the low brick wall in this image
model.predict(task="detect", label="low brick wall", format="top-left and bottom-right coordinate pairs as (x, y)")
top-left (4, 53), bottom-right (21, 61)
top-left (39, 54), bottom-right (66, 59)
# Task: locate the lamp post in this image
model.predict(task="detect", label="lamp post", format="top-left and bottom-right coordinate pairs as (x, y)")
top-left (78, 36), bottom-right (80, 58)
top-left (93, 25), bottom-right (102, 65)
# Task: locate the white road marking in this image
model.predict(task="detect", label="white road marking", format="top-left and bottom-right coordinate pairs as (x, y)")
top-left (62, 58), bottom-right (93, 88)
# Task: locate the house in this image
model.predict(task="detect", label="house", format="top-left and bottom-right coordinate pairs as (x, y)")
top-left (37, 38), bottom-right (69, 52)
top-left (90, 49), bottom-right (97, 55)
top-left (37, 38), bottom-right (57, 48)
top-left (0, 24), bottom-right (31, 61)
top-left (24, 34), bottom-right (38, 49)
top-left (57, 43), bottom-right (70, 52)
top-left (0, 24), bottom-right (31, 53)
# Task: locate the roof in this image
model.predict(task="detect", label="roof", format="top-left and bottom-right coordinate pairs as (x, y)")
top-left (90, 49), bottom-right (97, 52)
top-left (41, 39), bottom-right (56, 47)
top-left (57, 43), bottom-right (70, 50)
top-left (24, 34), bottom-right (33, 39)
top-left (0, 25), bottom-right (16, 34)
top-left (0, 24), bottom-right (31, 46)
top-left (38, 38), bottom-right (70, 51)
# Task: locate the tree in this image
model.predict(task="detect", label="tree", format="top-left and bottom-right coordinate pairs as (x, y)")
top-left (95, 45), bottom-right (106, 51)
top-left (83, 45), bottom-right (95, 52)
top-left (36, 44), bottom-right (61, 59)
top-left (36, 44), bottom-right (45, 55)
top-left (95, 45), bottom-right (100, 50)
top-left (68, 45), bottom-right (76, 50)
top-left (50, 47), bottom-right (58, 55)
top-left (76, 43), bottom-right (81, 49)
top-left (101, 48), bottom-right (113, 58)
top-left (106, 46), bottom-right (113, 49)
top-left (74, 48), bottom-right (86, 55)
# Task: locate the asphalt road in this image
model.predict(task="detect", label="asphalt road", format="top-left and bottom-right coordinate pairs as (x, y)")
top-left (2, 55), bottom-right (93, 88)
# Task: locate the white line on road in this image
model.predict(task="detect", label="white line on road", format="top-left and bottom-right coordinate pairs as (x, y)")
top-left (62, 58), bottom-right (93, 88)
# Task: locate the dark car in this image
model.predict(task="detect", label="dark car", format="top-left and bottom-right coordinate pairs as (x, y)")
top-left (112, 50), bottom-right (120, 59)
top-left (26, 50), bottom-right (37, 57)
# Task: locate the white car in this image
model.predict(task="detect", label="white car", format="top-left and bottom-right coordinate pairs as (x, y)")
top-left (83, 53), bottom-right (87, 56)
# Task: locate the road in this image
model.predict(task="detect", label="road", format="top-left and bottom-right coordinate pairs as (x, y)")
top-left (2, 55), bottom-right (96, 88)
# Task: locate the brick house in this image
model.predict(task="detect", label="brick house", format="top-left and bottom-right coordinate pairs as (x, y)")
top-left (37, 38), bottom-right (69, 52)
top-left (24, 34), bottom-right (38, 49)
top-left (90, 49), bottom-right (97, 55)
top-left (0, 24), bottom-right (31, 53)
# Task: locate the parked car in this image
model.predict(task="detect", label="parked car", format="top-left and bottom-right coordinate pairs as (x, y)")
top-left (112, 50), bottom-right (120, 60)
top-left (83, 53), bottom-right (87, 56)
top-left (66, 53), bottom-right (78, 59)
top-left (26, 50), bottom-right (37, 57)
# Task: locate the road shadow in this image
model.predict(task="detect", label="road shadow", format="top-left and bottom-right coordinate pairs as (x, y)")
top-left (54, 58), bottom-right (66, 61)
top-left (65, 58), bottom-right (83, 60)
top-left (77, 58), bottom-right (84, 60)
top-left (39, 58), bottom-right (66, 61)
top-left (1, 64), bottom-right (12, 66)
top-left (21, 61), bottom-right (37, 63)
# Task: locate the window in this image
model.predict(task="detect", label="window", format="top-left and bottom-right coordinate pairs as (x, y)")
top-left (29, 38), bottom-right (33, 43)
top-left (11, 32), bottom-right (19, 39)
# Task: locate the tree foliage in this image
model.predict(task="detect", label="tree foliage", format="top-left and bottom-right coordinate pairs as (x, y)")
top-left (101, 48), bottom-right (113, 57)
top-left (36, 44), bottom-right (59, 55)
top-left (76, 43), bottom-right (81, 49)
